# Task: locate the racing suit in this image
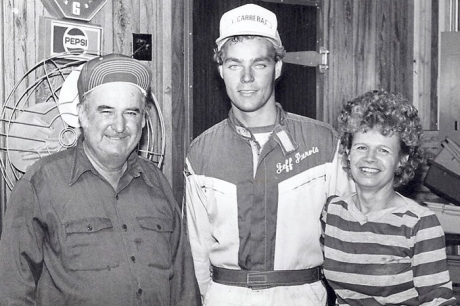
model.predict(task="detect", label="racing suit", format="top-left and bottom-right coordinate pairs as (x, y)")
top-left (184, 103), bottom-right (353, 306)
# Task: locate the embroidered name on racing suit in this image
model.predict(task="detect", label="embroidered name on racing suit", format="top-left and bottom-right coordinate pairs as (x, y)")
top-left (276, 147), bottom-right (319, 174)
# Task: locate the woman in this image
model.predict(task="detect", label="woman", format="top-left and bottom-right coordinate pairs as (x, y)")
top-left (321, 90), bottom-right (456, 305)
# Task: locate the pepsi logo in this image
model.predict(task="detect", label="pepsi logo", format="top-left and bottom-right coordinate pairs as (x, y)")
top-left (63, 28), bottom-right (88, 54)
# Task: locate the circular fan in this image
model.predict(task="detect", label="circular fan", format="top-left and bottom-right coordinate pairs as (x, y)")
top-left (0, 51), bottom-right (166, 190)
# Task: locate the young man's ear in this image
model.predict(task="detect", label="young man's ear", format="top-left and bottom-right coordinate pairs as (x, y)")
top-left (218, 65), bottom-right (223, 79)
top-left (275, 60), bottom-right (283, 80)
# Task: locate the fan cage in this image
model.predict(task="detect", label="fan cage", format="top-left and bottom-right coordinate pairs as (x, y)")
top-left (0, 51), bottom-right (166, 191)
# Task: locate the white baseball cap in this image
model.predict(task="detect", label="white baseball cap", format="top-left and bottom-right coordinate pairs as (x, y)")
top-left (215, 4), bottom-right (283, 51)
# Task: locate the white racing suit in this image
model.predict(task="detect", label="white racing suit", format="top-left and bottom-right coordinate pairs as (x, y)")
top-left (184, 104), bottom-right (353, 306)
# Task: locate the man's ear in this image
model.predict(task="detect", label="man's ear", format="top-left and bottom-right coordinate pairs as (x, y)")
top-left (76, 102), bottom-right (86, 127)
top-left (76, 103), bottom-right (83, 119)
top-left (142, 110), bottom-right (146, 128)
top-left (275, 60), bottom-right (283, 80)
top-left (218, 65), bottom-right (223, 79)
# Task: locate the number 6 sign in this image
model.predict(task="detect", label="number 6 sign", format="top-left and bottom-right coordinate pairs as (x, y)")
top-left (42, 0), bottom-right (107, 22)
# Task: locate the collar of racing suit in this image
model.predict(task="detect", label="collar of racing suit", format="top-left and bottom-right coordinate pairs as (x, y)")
top-left (227, 102), bottom-right (299, 156)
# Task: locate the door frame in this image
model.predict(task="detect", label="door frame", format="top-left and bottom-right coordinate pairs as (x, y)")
top-left (183, 0), bottom-right (324, 150)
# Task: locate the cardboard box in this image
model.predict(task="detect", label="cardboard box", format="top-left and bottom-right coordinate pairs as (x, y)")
top-left (424, 138), bottom-right (460, 205)
top-left (425, 202), bottom-right (460, 234)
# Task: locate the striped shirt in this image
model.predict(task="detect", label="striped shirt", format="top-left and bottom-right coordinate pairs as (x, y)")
top-left (321, 193), bottom-right (456, 306)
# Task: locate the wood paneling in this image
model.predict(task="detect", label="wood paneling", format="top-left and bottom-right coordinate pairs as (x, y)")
top-left (322, 0), bottom-right (416, 129)
top-left (0, 0), bottom-right (441, 210)
top-left (191, 0), bottom-right (319, 139)
top-left (0, 0), bottom-right (185, 204)
top-left (171, 0), bottom-right (186, 204)
top-left (414, 0), bottom-right (433, 129)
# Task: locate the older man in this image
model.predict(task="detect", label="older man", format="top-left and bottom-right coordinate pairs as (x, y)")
top-left (0, 54), bottom-right (201, 306)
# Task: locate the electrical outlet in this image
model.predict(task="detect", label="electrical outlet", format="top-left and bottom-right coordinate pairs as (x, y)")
top-left (132, 33), bottom-right (152, 61)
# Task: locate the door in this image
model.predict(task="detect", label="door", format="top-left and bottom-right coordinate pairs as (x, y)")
top-left (191, 0), bottom-right (321, 138)
top-left (439, 32), bottom-right (460, 145)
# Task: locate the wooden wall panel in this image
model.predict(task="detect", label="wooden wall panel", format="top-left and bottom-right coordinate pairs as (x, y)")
top-left (91, 1), bottom-right (114, 52)
top-left (353, 1), bottom-right (377, 94)
top-left (113, 1), bottom-right (138, 54)
top-left (0, 0), bottom-right (4, 230)
top-left (322, 0), bottom-right (356, 126)
top-left (322, 0), bottom-right (415, 129)
top-left (171, 0), bottom-right (186, 204)
top-left (0, 0), bottom-right (442, 210)
top-left (0, 0), bottom-right (185, 204)
top-left (159, 1), bottom-right (174, 199)
top-left (414, 0), bottom-right (437, 130)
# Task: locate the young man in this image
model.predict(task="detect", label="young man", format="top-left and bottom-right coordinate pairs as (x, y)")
top-left (184, 4), bottom-right (352, 306)
top-left (0, 54), bottom-right (201, 306)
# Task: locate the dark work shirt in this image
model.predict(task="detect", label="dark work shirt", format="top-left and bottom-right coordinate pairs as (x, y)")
top-left (0, 139), bottom-right (201, 306)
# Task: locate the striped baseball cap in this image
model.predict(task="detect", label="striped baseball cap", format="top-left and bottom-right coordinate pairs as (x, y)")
top-left (77, 53), bottom-right (151, 101)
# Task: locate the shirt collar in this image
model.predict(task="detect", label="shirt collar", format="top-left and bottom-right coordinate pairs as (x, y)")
top-left (69, 136), bottom-right (154, 187)
top-left (228, 103), bottom-right (298, 155)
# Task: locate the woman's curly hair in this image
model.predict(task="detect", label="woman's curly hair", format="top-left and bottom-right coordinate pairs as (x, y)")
top-left (337, 90), bottom-right (425, 187)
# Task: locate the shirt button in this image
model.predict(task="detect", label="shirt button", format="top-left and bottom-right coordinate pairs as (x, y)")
top-left (156, 224), bottom-right (162, 230)
top-left (137, 288), bottom-right (143, 295)
top-left (122, 224), bottom-right (127, 231)
top-left (87, 225), bottom-right (93, 231)
top-left (131, 256), bottom-right (136, 263)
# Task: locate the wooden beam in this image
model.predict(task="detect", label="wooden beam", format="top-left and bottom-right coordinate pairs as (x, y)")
top-left (413, 0), bottom-right (432, 130)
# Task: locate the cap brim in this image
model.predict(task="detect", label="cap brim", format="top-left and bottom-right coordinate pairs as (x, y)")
top-left (216, 33), bottom-right (281, 50)
top-left (84, 82), bottom-right (147, 98)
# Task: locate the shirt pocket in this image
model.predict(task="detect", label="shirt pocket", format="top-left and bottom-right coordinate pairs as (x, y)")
top-left (274, 167), bottom-right (327, 269)
top-left (278, 165), bottom-right (327, 217)
top-left (136, 216), bottom-right (173, 269)
top-left (63, 217), bottom-right (120, 271)
top-left (202, 178), bottom-right (239, 255)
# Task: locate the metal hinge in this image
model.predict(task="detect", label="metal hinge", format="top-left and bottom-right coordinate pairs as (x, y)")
top-left (283, 47), bottom-right (329, 73)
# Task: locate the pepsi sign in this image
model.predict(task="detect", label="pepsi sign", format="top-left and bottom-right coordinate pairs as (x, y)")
top-left (41, 18), bottom-right (102, 59)
top-left (63, 28), bottom-right (88, 54)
